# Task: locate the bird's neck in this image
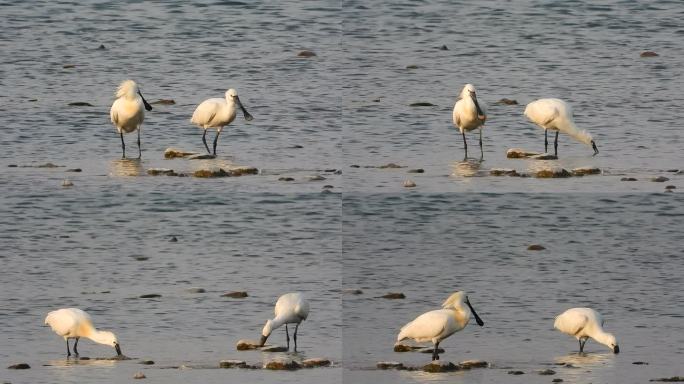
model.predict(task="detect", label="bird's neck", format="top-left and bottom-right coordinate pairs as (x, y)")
top-left (591, 329), bottom-right (614, 348)
top-left (269, 316), bottom-right (287, 331)
top-left (88, 329), bottom-right (110, 345)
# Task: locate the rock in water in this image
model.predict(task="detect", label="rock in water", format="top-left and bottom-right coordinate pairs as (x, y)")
top-left (418, 347), bottom-right (445, 354)
top-left (151, 99), bottom-right (176, 105)
top-left (423, 361), bottom-right (459, 373)
top-left (539, 369), bottom-right (556, 375)
top-left (297, 50), bottom-right (316, 57)
top-left (640, 51), bottom-right (659, 57)
top-left (403, 179), bottom-right (417, 188)
top-left (381, 292), bottom-right (405, 299)
top-left (497, 98), bottom-right (518, 105)
top-left (164, 148), bottom-right (198, 159)
top-left (572, 167), bottom-right (601, 176)
top-left (393, 343), bottom-right (420, 352)
top-left (264, 359), bottom-right (301, 370)
top-left (186, 287), bottom-right (205, 293)
top-left (133, 372), bottom-right (146, 379)
top-left (527, 244), bottom-right (545, 251)
top-left (490, 168), bottom-right (519, 176)
top-left (651, 176), bottom-right (670, 182)
top-left (139, 360), bottom-right (155, 365)
top-left (147, 168), bottom-right (177, 176)
top-left (7, 363), bottom-right (30, 369)
top-left (507, 148), bottom-right (541, 159)
top-left (302, 358), bottom-right (331, 368)
top-left (459, 360), bottom-right (488, 369)
top-left (139, 294), bottom-right (161, 298)
top-left (261, 345), bottom-right (288, 352)
top-left (219, 360), bottom-right (247, 368)
top-left (343, 288), bottom-right (363, 295)
top-left (376, 361), bottom-right (404, 370)
top-left (236, 339), bottom-right (261, 350)
top-left (532, 167), bottom-right (571, 178)
top-left (508, 370), bottom-right (525, 375)
top-left (222, 291), bottom-right (248, 298)
top-left (530, 153), bottom-right (558, 160)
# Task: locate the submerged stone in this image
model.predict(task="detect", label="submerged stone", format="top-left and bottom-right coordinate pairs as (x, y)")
top-left (164, 148), bottom-right (198, 159)
top-left (621, 177), bottom-right (638, 181)
top-left (381, 292), bottom-right (405, 299)
top-left (530, 153), bottom-right (558, 160)
top-left (147, 168), bottom-right (177, 176)
top-left (539, 369), bottom-right (556, 375)
top-left (572, 166), bottom-right (601, 176)
top-left (532, 167), bottom-right (571, 178)
top-left (403, 179), bottom-right (417, 188)
top-left (68, 102), bottom-right (94, 106)
top-left (133, 372), bottom-right (146, 379)
top-left (407, 168), bottom-right (424, 173)
top-left (507, 148), bottom-right (541, 159)
top-left (418, 347), bottom-right (445, 354)
top-left (264, 359), bottom-right (301, 370)
top-left (222, 291), bottom-right (248, 298)
top-left (307, 175), bottom-right (326, 181)
top-left (497, 98), bottom-right (518, 105)
top-left (423, 361), bottom-right (459, 373)
top-left (410, 102), bottom-right (435, 107)
top-left (378, 163), bottom-right (405, 169)
top-left (236, 339), bottom-right (261, 350)
top-left (343, 288), bottom-right (363, 295)
top-left (219, 360), bottom-right (247, 368)
top-left (139, 360), bottom-right (155, 365)
top-left (297, 50), bottom-right (316, 57)
top-left (302, 358), bottom-right (331, 368)
top-left (527, 244), bottom-right (546, 251)
top-left (459, 360), bottom-right (489, 369)
top-left (187, 154), bottom-right (216, 160)
top-left (261, 345), bottom-right (288, 352)
top-left (186, 287), bottom-right (205, 293)
top-left (508, 370), bottom-right (525, 375)
top-left (7, 363), bottom-right (30, 369)
top-left (151, 99), bottom-right (176, 105)
top-left (651, 176), bottom-right (670, 182)
top-left (376, 361), bottom-right (404, 370)
top-left (139, 294), bottom-right (161, 298)
top-left (278, 177), bottom-right (295, 181)
top-left (640, 51), bottom-right (659, 57)
top-left (65, 168), bottom-right (82, 172)
top-left (649, 377), bottom-right (684, 382)
top-left (490, 168), bottom-right (519, 176)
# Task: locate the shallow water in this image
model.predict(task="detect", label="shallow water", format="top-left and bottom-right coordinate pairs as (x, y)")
top-left (2, 1), bottom-right (684, 384)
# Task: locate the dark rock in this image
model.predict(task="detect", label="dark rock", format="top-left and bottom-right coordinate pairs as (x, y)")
top-left (350, 165), bottom-right (360, 168)
top-left (490, 168), bottom-right (519, 176)
top-left (440, 44), bottom-right (448, 50)
top-left (7, 363), bottom-right (30, 369)
top-left (377, 361), bottom-right (404, 370)
top-left (68, 102), bottom-right (94, 107)
top-left (381, 292), bottom-right (405, 299)
top-left (410, 102), bottom-right (435, 107)
top-left (406, 65), bottom-right (419, 69)
top-left (186, 287), bottom-right (205, 293)
top-left (343, 289), bottom-right (363, 295)
top-left (278, 177), bottom-right (295, 182)
top-left (302, 358), bottom-right (331, 368)
top-left (423, 361), bottom-right (459, 372)
top-left (508, 370), bottom-right (525, 375)
top-left (552, 379), bottom-right (564, 383)
top-left (150, 99), bottom-right (175, 105)
top-left (324, 168), bottom-right (337, 172)
top-left (169, 236), bottom-right (178, 242)
top-left (650, 377), bottom-right (684, 382)
top-left (632, 361), bottom-right (649, 365)
top-left (507, 148), bottom-right (541, 159)
top-left (497, 98), bottom-right (518, 105)
top-left (539, 369), bottom-right (556, 375)
top-left (219, 360), bottom-right (247, 368)
top-left (307, 175), bottom-right (326, 181)
top-left (393, 344), bottom-right (419, 352)
top-left (65, 168), bottom-right (82, 172)
top-left (528, 244), bottom-right (546, 251)
top-left (63, 64), bottom-right (76, 68)
top-left (264, 359), bottom-right (301, 370)
top-left (134, 256), bottom-right (149, 261)
top-left (139, 360), bottom-right (155, 365)
top-left (667, 169), bottom-right (679, 172)
top-left (322, 185), bottom-right (334, 189)
top-left (139, 294), bottom-right (161, 298)
top-left (222, 291), bottom-right (248, 298)
top-left (291, 144), bottom-right (304, 149)
top-left (533, 168), bottom-right (571, 178)
top-left (187, 154), bottom-right (216, 160)
top-left (640, 51), bottom-right (659, 57)
top-left (147, 168), bottom-right (177, 176)
top-left (236, 339), bottom-right (261, 350)
top-left (378, 163), bottom-right (406, 169)
top-left (133, 372), bottom-right (146, 379)
top-left (407, 168), bottom-right (424, 173)
top-left (665, 185), bottom-right (676, 189)
top-left (403, 179), bottom-right (417, 188)
top-left (530, 153), bottom-right (559, 160)
top-left (261, 345), bottom-right (288, 352)
top-left (297, 50), bottom-right (316, 57)
top-left (26, 162), bottom-right (63, 168)
top-left (8, 164), bottom-right (17, 167)
top-left (621, 177), bottom-right (638, 181)
top-left (97, 44), bottom-right (106, 50)
top-left (651, 176), bottom-right (670, 182)
top-left (459, 360), bottom-right (488, 369)
top-left (572, 167), bottom-right (601, 176)
top-left (418, 347), bottom-right (445, 354)
top-left (164, 148), bottom-right (198, 159)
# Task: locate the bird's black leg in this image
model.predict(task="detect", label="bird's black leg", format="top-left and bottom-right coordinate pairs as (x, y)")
top-left (66, 339), bottom-right (71, 357)
top-left (479, 128), bottom-right (484, 160)
top-left (545, 129), bottom-right (548, 153)
top-left (202, 130), bottom-right (210, 154)
top-left (293, 323), bottom-right (299, 352)
top-left (212, 130), bottom-right (221, 156)
top-left (432, 342), bottom-right (440, 361)
top-left (285, 324), bottom-right (290, 351)
top-left (137, 129), bottom-right (142, 159)
top-left (73, 337), bottom-right (79, 356)
top-left (462, 130), bottom-right (468, 160)
top-left (579, 338), bottom-right (586, 353)
top-left (554, 130), bottom-right (559, 157)
top-left (120, 132), bottom-right (126, 159)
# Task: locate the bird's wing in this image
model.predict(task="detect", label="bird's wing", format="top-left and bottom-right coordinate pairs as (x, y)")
top-left (398, 310), bottom-right (451, 342)
top-left (541, 107), bottom-right (559, 126)
top-left (45, 309), bottom-right (79, 337)
top-left (191, 99), bottom-right (221, 126)
top-left (295, 298), bottom-right (310, 321)
top-left (110, 100), bottom-right (119, 125)
top-left (554, 310), bottom-right (589, 336)
top-left (453, 100), bottom-right (462, 127)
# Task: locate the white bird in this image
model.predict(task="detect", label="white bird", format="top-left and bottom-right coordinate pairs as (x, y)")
top-left (190, 88), bottom-right (253, 156)
top-left (259, 292), bottom-right (309, 351)
top-left (453, 84), bottom-right (487, 160)
top-left (397, 291), bottom-right (484, 361)
top-left (45, 308), bottom-right (122, 357)
top-left (554, 307), bottom-right (619, 354)
top-left (110, 80), bottom-right (153, 159)
top-left (524, 98), bottom-right (599, 157)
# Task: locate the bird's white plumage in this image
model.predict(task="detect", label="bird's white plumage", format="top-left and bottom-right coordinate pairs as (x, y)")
top-left (397, 291), bottom-right (474, 345)
top-left (274, 292), bottom-right (309, 324)
top-left (110, 80), bottom-right (146, 134)
top-left (452, 84), bottom-right (486, 133)
top-left (524, 98), bottom-right (597, 154)
top-left (45, 307), bottom-right (120, 354)
top-left (191, 89), bottom-right (243, 131)
top-left (554, 307), bottom-right (619, 353)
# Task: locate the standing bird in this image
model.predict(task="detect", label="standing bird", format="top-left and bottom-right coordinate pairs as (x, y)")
top-left (110, 80), bottom-right (153, 159)
top-left (554, 307), bottom-right (619, 354)
top-left (45, 308), bottom-right (122, 357)
top-left (397, 291), bottom-right (484, 361)
top-left (259, 292), bottom-right (309, 352)
top-left (524, 98), bottom-right (599, 157)
top-left (453, 84), bottom-right (487, 160)
top-left (190, 88), bottom-right (253, 156)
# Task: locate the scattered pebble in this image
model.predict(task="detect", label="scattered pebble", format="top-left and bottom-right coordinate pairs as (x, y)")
top-left (376, 361), bottom-right (404, 370)
top-left (147, 168), bottom-right (177, 176)
top-left (278, 177), bottom-right (295, 182)
top-left (264, 359), bottom-right (301, 371)
top-left (302, 358), bottom-right (331, 368)
top-left (528, 244), bottom-right (546, 251)
top-left (459, 360), bottom-right (488, 369)
top-left (651, 176), bottom-right (670, 182)
top-left (63, 64), bottom-right (75, 68)
top-left (219, 360), bottom-right (247, 368)
top-left (407, 168), bottom-right (424, 173)
top-left (409, 102), bottom-right (435, 107)
top-left (236, 339), bottom-right (261, 351)
top-left (393, 344), bottom-right (419, 352)
top-left (507, 148), bottom-right (542, 159)
top-left (381, 292), bottom-right (405, 299)
top-left (665, 185), bottom-right (676, 189)
top-left (508, 370), bottom-right (525, 375)
top-left (530, 153), bottom-right (559, 160)
top-left (439, 44), bottom-right (448, 50)
top-left (150, 99), bottom-right (175, 105)
top-left (186, 287), bottom-right (205, 293)
top-left (497, 98), bottom-right (518, 105)
top-left (533, 168), bottom-right (571, 178)
top-left (192, 167), bottom-right (258, 177)
top-left (632, 361), bottom-right (649, 365)
top-left (7, 363), bottom-right (30, 369)
top-left (133, 372), bottom-right (146, 379)
top-left (650, 377), bottom-right (684, 382)
top-left (61, 179), bottom-right (74, 187)
top-left (97, 44), bottom-right (106, 50)
top-left (378, 163), bottom-right (405, 169)
top-left (297, 50), bottom-right (316, 57)
top-left (139, 360), bottom-right (155, 365)
top-left (539, 369), bottom-right (556, 375)
top-left (164, 148), bottom-right (197, 159)
top-left (139, 294), bottom-right (162, 298)
top-left (552, 379), bottom-right (564, 383)
top-left (261, 345), bottom-right (288, 352)
top-left (406, 65), bottom-right (419, 69)
top-left (571, 166), bottom-right (601, 176)
top-left (423, 361), bottom-right (459, 373)
top-left (403, 179), bottom-right (417, 188)
top-left (169, 236), bottom-right (178, 242)
top-left (640, 51), bottom-right (659, 57)
top-left (621, 177), bottom-right (638, 181)
top-left (222, 291), bottom-right (248, 298)
top-left (490, 168), bottom-right (520, 176)
top-left (307, 175), bottom-right (326, 181)
top-left (343, 289), bottom-right (363, 295)
top-left (65, 168), bottom-right (82, 172)
top-left (68, 102), bottom-right (94, 107)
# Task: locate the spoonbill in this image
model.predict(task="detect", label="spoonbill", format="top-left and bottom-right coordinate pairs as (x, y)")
top-left (110, 80), bottom-right (153, 159)
top-left (524, 98), bottom-right (599, 157)
top-left (554, 307), bottom-right (619, 354)
top-left (259, 292), bottom-right (309, 351)
top-left (191, 88), bottom-right (253, 156)
top-left (453, 84), bottom-right (487, 160)
top-left (45, 308), bottom-right (122, 357)
top-left (397, 291), bottom-right (484, 361)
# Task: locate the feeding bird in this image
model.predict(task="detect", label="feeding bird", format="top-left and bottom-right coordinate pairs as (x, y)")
top-left (397, 291), bottom-right (484, 361)
top-left (110, 80), bottom-right (153, 159)
top-left (259, 292), bottom-right (309, 352)
top-left (524, 98), bottom-right (599, 157)
top-left (45, 308), bottom-right (122, 357)
top-left (190, 88), bottom-right (253, 156)
top-left (554, 307), bottom-right (619, 354)
top-left (453, 84), bottom-right (487, 160)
